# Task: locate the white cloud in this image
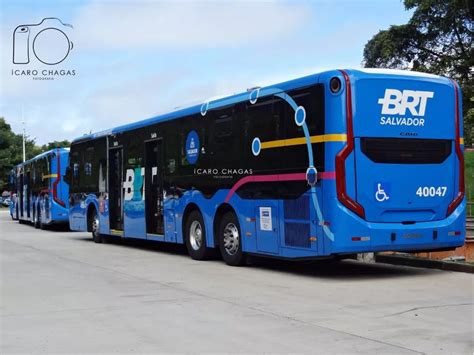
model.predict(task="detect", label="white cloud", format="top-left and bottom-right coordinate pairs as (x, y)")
top-left (0, 0), bottom-right (331, 145)
top-left (73, 0), bottom-right (311, 49)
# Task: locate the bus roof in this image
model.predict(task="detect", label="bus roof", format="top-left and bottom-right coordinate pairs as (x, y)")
top-left (13, 148), bottom-right (70, 168)
top-left (72, 68), bottom-right (451, 144)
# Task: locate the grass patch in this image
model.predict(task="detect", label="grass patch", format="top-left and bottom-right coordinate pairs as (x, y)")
top-left (466, 150), bottom-right (473, 216)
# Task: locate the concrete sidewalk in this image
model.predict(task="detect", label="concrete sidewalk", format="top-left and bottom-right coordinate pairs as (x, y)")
top-left (1, 210), bottom-right (473, 354)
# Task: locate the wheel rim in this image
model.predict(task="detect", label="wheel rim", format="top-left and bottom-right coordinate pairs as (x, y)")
top-left (92, 213), bottom-right (99, 235)
top-left (223, 222), bottom-right (239, 256)
top-left (189, 220), bottom-right (203, 251)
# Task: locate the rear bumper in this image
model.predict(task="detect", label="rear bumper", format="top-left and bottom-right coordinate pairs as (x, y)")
top-left (329, 199), bottom-right (466, 255)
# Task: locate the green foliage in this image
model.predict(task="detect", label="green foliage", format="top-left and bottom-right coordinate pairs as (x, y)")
top-left (40, 140), bottom-right (71, 151)
top-left (363, 0), bottom-right (474, 146)
top-left (465, 150), bottom-right (474, 216)
top-left (0, 117), bottom-right (48, 191)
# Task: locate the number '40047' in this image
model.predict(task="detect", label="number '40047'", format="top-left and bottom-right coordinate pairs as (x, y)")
top-left (416, 186), bottom-right (447, 197)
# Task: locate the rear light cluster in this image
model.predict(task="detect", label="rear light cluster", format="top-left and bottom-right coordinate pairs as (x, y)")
top-left (446, 80), bottom-right (464, 216)
top-left (352, 236), bottom-right (370, 242)
top-left (336, 71), bottom-right (365, 219)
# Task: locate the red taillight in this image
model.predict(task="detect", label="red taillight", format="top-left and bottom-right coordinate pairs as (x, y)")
top-left (52, 150), bottom-right (66, 207)
top-left (447, 80), bottom-right (464, 216)
top-left (352, 236), bottom-right (370, 241)
top-left (337, 70), bottom-right (365, 219)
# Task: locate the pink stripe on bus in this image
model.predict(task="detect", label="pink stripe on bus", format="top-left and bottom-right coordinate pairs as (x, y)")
top-left (224, 171), bottom-right (336, 202)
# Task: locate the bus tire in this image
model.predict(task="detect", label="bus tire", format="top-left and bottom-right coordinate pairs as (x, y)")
top-left (90, 208), bottom-right (103, 243)
top-left (218, 211), bottom-right (247, 266)
top-left (185, 210), bottom-right (212, 260)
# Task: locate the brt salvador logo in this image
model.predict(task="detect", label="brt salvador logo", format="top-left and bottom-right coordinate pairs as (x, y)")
top-left (377, 89), bottom-right (434, 127)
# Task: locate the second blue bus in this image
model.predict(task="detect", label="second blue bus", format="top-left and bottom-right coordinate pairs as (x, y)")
top-left (11, 148), bottom-right (70, 229)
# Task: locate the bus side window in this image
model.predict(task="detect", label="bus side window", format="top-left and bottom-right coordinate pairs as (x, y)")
top-left (84, 147), bottom-right (94, 177)
top-left (208, 104), bottom-right (240, 166)
top-left (98, 159), bottom-right (106, 193)
top-left (70, 151), bottom-right (80, 192)
top-left (286, 85), bottom-right (325, 137)
top-left (125, 136), bottom-right (143, 177)
top-left (244, 95), bottom-right (283, 158)
top-left (32, 162), bottom-right (36, 185)
top-left (73, 163), bottom-right (79, 178)
top-left (284, 85), bottom-right (325, 171)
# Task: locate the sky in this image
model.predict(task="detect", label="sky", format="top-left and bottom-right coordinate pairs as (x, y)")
top-left (0, 0), bottom-right (413, 145)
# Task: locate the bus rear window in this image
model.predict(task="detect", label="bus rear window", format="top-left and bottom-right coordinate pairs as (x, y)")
top-left (360, 138), bottom-right (451, 164)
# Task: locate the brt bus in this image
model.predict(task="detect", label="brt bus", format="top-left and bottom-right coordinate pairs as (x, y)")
top-left (7, 169), bottom-right (17, 219)
top-left (11, 148), bottom-right (70, 228)
top-left (68, 69), bottom-right (465, 266)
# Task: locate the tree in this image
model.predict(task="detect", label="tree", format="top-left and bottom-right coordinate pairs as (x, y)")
top-left (40, 140), bottom-right (70, 152)
top-left (0, 117), bottom-right (41, 191)
top-left (363, 0), bottom-right (473, 146)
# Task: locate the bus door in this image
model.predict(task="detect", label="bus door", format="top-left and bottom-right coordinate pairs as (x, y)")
top-left (108, 147), bottom-right (124, 231)
top-left (25, 170), bottom-right (31, 218)
top-left (145, 139), bottom-right (164, 235)
top-left (19, 172), bottom-right (24, 217)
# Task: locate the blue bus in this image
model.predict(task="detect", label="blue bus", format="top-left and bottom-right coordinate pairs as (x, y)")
top-left (7, 169), bottom-right (17, 219)
top-left (67, 69), bottom-right (465, 265)
top-left (11, 148), bottom-right (70, 229)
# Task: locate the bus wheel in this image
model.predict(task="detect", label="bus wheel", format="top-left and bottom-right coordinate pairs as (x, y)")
top-left (218, 212), bottom-right (247, 266)
top-left (185, 210), bottom-right (211, 260)
top-left (91, 209), bottom-right (103, 243)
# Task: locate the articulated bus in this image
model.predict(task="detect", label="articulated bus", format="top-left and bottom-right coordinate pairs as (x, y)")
top-left (11, 148), bottom-right (70, 228)
top-left (68, 69), bottom-right (465, 266)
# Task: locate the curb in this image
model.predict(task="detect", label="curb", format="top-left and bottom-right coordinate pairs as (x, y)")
top-left (375, 254), bottom-right (474, 274)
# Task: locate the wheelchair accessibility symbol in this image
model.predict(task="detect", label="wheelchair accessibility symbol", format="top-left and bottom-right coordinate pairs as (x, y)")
top-left (375, 183), bottom-right (390, 202)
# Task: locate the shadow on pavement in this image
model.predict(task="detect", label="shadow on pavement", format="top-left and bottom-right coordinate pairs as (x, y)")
top-left (71, 234), bottom-right (435, 280)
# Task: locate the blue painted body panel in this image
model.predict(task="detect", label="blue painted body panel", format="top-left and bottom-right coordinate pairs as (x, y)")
top-left (12, 148), bottom-right (70, 225)
top-left (70, 69), bottom-right (465, 258)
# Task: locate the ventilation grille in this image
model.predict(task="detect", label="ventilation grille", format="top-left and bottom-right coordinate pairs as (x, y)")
top-left (284, 195), bottom-right (311, 248)
top-left (284, 222), bottom-right (310, 248)
top-left (361, 138), bottom-right (451, 164)
top-left (284, 195), bottom-right (309, 220)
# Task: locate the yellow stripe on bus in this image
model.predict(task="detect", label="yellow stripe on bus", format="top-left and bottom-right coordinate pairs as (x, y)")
top-left (42, 174), bottom-right (58, 179)
top-left (261, 134), bottom-right (347, 150)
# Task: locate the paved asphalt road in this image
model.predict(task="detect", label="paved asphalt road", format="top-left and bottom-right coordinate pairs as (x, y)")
top-left (1, 210), bottom-right (472, 354)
